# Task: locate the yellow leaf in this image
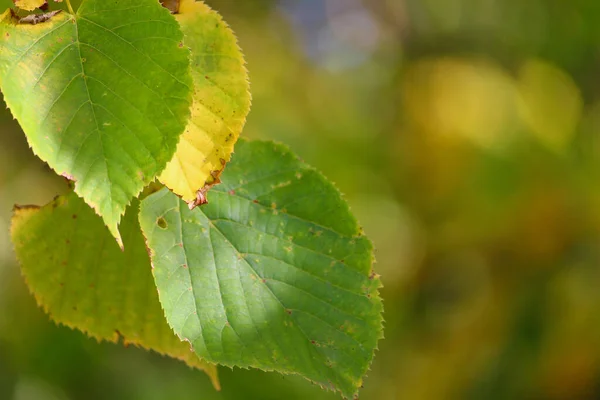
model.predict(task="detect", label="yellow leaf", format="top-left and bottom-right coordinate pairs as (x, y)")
top-left (160, 0), bottom-right (251, 205)
top-left (14, 0), bottom-right (46, 11)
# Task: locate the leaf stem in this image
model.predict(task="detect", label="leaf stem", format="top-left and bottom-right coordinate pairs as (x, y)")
top-left (65, 0), bottom-right (75, 15)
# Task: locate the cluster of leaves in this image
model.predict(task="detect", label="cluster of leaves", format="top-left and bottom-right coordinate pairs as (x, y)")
top-left (1, 0), bottom-right (383, 398)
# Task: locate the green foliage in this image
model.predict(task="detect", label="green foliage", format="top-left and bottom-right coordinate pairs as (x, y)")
top-left (140, 140), bottom-right (382, 399)
top-left (0, 0), bottom-right (193, 244)
top-left (1, 0), bottom-right (382, 398)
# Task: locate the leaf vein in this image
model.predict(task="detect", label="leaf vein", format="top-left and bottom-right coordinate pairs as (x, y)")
top-left (78, 16), bottom-right (189, 90)
top-left (3, 18), bottom-right (72, 81)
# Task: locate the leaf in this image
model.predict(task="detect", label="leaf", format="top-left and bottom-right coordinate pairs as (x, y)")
top-left (140, 140), bottom-right (383, 399)
top-left (0, 0), bottom-right (193, 245)
top-left (159, 0), bottom-right (251, 205)
top-left (13, 0), bottom-right (46, 11)
top-left (10, 191), bottom-right (220, 390)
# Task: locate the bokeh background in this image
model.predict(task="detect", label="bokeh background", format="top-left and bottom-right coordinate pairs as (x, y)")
top-left (2, 0), bottom-right (600, 399)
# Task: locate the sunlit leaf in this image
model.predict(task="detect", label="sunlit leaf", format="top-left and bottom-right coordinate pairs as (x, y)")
top-left (13, 0), bottom-right (45, 11)
top-left (0, 0), bottom-right (193, 245)
top-left (159, 0), bottom-right (251, 206)
top-left (10, 191), bottom-right (220, 389)
top-left (140, 139), bottom-right (383, 399)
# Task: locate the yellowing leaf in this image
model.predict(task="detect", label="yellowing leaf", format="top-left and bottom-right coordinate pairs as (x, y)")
top-left (13, 0), bottom-right (46, 11)
top-left (11, 192), bottom-right (220, 390)
top-left (159, 0), bottom-right (251, 205)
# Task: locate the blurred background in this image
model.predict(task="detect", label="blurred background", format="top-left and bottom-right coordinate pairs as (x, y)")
top-left (2, 0), bottom-right (600, 399)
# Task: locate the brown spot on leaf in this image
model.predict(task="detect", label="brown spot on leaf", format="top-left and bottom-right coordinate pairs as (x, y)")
top-left (188, 164), bottom-right (227, 209)
top-left (160, 0), bottom-right (180, 13)
top-left (61, 172), bottom-right (75, 182)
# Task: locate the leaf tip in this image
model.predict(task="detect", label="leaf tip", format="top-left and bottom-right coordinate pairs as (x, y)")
top-left (106, 223), bottom-right (124, 251)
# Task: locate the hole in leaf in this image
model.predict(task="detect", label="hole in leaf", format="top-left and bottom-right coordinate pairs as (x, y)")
top-left (157, 217), bottom-right (168, 229)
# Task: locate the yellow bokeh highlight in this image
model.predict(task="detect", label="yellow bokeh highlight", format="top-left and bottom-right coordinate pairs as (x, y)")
top-left (402, 57), bottom-right (520, 150)
top-left (517, 59), bottom-right (582, 152)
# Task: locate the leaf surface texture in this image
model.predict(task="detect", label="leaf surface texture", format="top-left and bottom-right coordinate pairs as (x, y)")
top-left (140, 140), bottom-right (383, 398)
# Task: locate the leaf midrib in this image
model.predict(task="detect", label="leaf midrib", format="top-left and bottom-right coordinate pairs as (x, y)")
top-left (72, 12), bottom-right (113, 220)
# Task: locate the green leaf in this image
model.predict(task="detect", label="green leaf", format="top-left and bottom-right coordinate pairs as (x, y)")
top-left (0, 0), bottom-right (193, 245)
top-left (140, 139), bottom-right (383, 399)
top-left (159, 0), bottom-right (251, 205)
top-left (11, 191), bottom-right (220, 390)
